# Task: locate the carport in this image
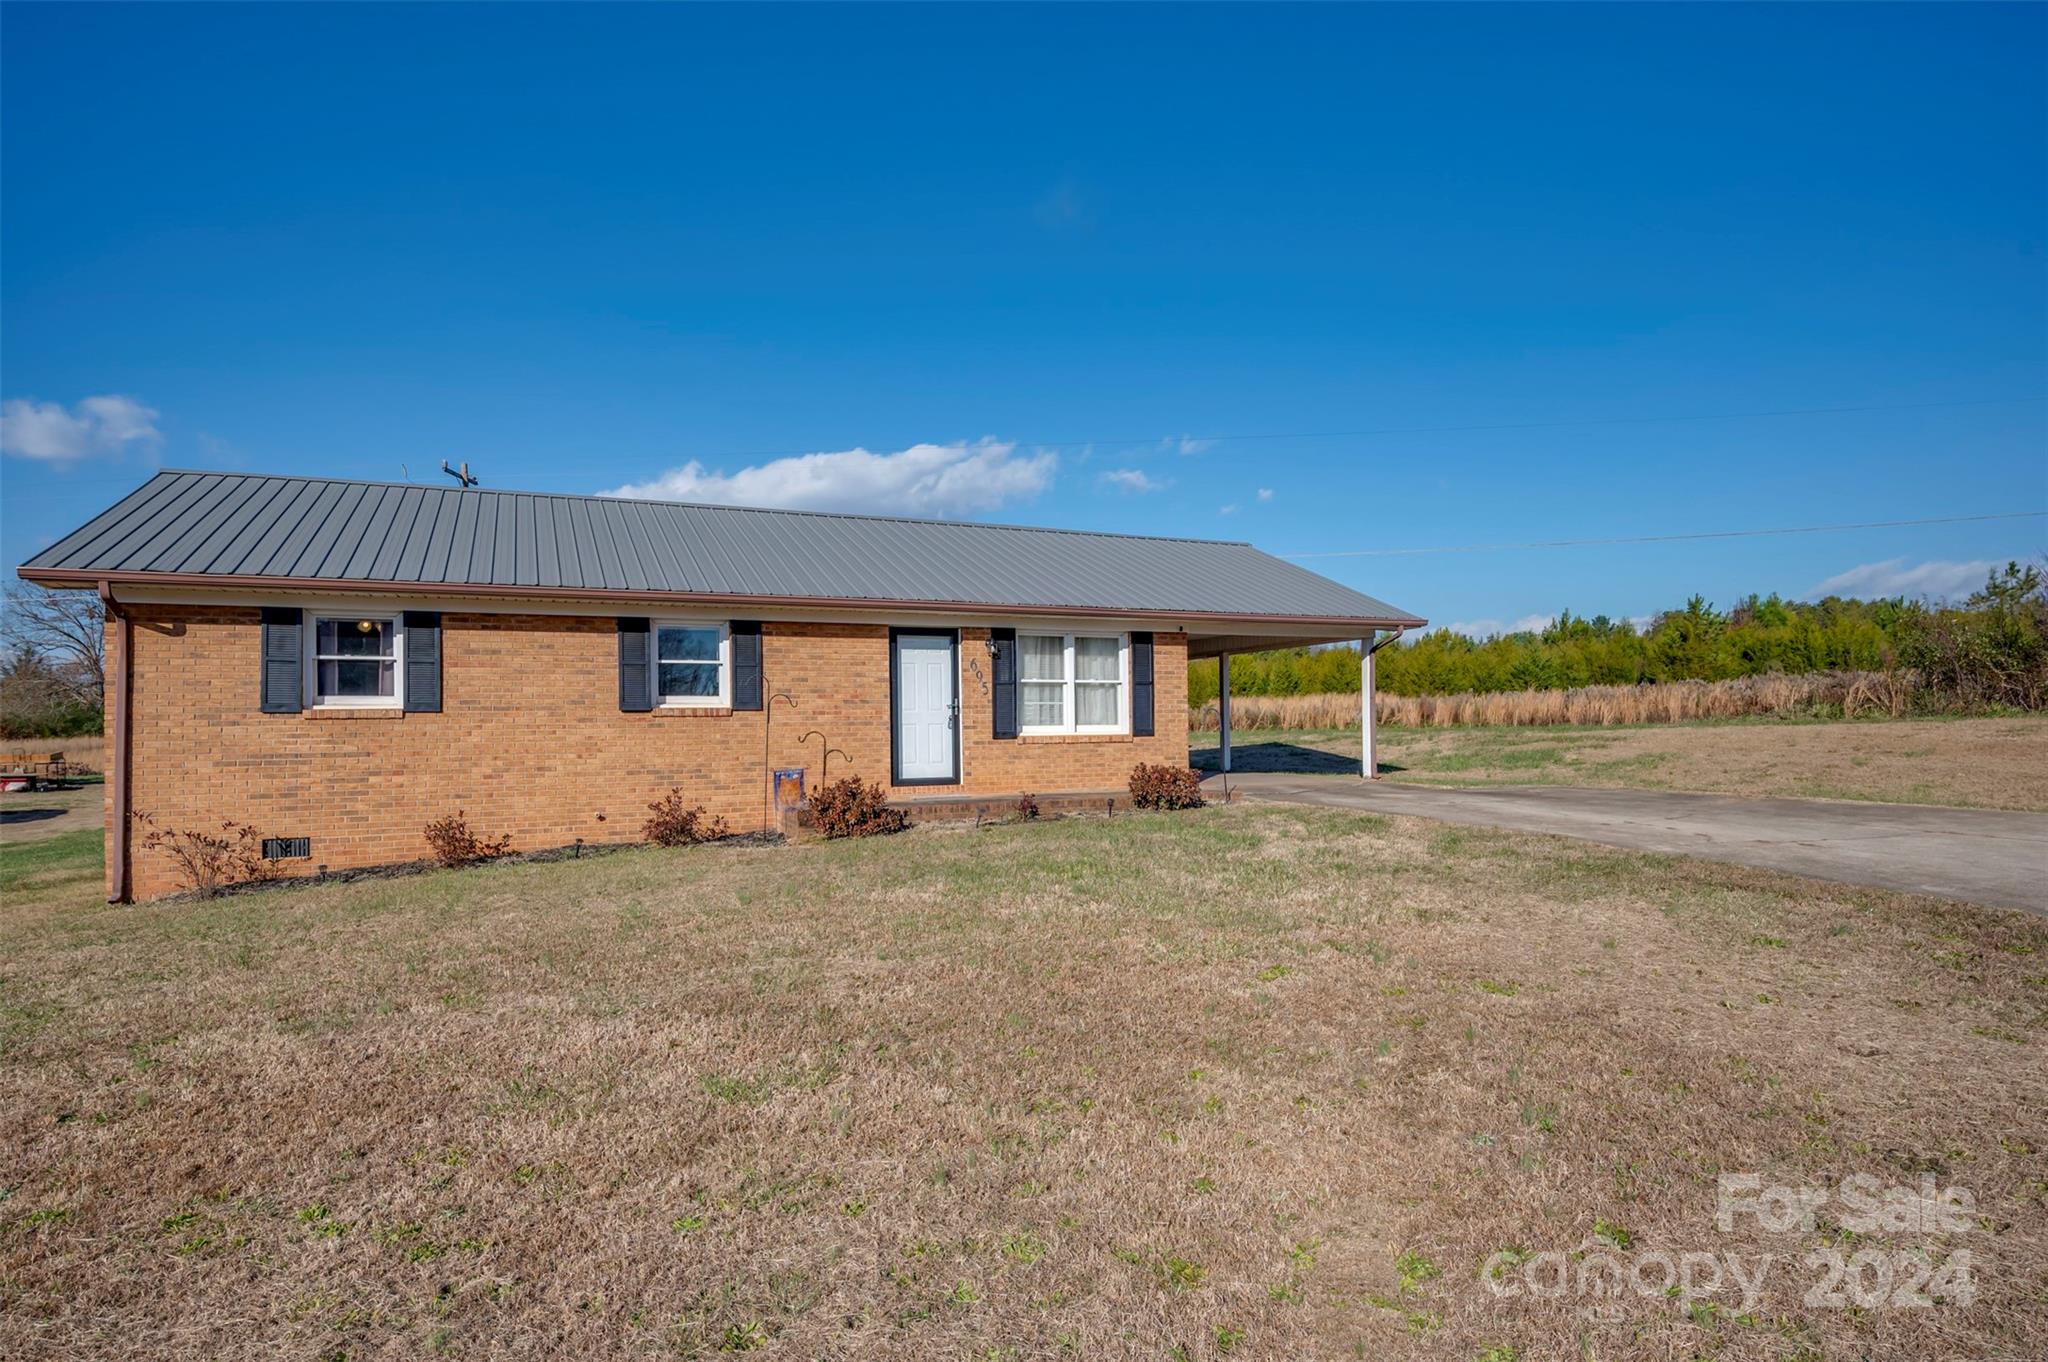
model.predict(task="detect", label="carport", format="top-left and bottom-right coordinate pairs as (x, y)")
top-left (1187, 622), bottom-right (1416, 778)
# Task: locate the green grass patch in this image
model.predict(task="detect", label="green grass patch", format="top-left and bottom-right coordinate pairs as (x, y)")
top-left (0, 828), bottom-right (102, 897)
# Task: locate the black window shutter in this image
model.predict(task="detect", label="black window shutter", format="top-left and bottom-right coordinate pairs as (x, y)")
top-left (403, 611), bottom-right (442, 712)
top-left (1130, 631), bottom-right (1156, 736)
top-left (260, 607), bottom-right (302, 713)
top-left (731, 620), bottom-right (763, 711)
top-left (990, 627), bottom-right (1018, 739)
top-left (618, 617), bottom-right (652, 712)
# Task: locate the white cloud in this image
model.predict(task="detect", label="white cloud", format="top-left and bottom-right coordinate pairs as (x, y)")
top-left (1805, 558), bottom-right (1997, 602)
top-left (1218, 503), bottom-right (1238, 516)
top-left (600, 438), bottom-right (1055, 518)
top-left (1166, 435), bottom-right (1214, 456)
top-left (1435, 613), bottom-right (1553, 639)
top-left (1256, 487), bottom-right (1274, 502)
top-left (1100, 468), bottom-right (1163, 493)
top-left (1, 393), bottom-right (161, 463)
top-left (1439, 618), bottom-right (1503, 638)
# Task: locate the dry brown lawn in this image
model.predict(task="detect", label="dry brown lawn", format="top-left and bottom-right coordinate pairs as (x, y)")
top-left (1, 736), bottom-right (107, 776)
top-left (2, 806), bottom-right (2044, 1361)
top-left (1196, 717), bottom-right (2048, 812)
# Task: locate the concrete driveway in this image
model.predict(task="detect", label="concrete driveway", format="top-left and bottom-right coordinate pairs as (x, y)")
top-left (1206, 772), bottom-right (2048, 914)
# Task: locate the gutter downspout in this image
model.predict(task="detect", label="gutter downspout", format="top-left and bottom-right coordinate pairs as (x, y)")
top-left (98, 580), bottom-right (131, 904)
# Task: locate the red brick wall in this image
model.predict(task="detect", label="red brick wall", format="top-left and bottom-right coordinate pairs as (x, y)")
top-left (110, 607), bottom-right (1189, 899)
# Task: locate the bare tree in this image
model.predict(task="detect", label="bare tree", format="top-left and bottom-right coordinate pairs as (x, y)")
top-left (1, 582), bottom-right (105, 705)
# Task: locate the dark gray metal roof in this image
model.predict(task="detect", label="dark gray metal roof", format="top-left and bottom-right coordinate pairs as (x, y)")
top-left (20, 470), bottom-right (1424, 625)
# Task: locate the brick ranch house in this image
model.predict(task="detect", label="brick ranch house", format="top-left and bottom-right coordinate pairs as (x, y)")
top-left (19, 471), bottom-right (1425, 902)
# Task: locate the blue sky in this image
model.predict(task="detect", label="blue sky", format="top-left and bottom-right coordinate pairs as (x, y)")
top-left (4, 3), bottom-right (2043, 634)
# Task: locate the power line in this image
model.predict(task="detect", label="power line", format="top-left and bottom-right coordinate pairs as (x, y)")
top-left (680, 395), bottom-right (2043, 463)
top-left (1283, 511), bottom-right (2048, 559)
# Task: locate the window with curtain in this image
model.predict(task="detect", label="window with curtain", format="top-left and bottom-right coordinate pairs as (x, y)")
top-left (1017, 633), bottom-right (1126, 734)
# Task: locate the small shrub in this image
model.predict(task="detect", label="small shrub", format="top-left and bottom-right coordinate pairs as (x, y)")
top-left (807, 776), bottom-right (908, 840)
top-left (423, 810), bottom-right (513, 868)
top-left (1128, 763), bottom-right (1204, 810)
top-left (1012, 792), bottom-right (1041, 822)
top-left (642, 788), bottom-right (729, 847)
top-left (133, 811), bottom-right (272, 898)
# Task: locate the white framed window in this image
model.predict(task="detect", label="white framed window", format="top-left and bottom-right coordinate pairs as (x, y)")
top-left (1018, 632), bottom-right (1128, 735)
top-left (654, 620), bottom-right (730, 707)
top-left (308, 614), bottom-right (405, 708)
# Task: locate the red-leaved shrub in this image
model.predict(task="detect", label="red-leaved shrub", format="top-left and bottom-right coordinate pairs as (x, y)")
top-left (1128, 763), bottom-right (1205, 811)
top-left (807, 776), bottom-right (908, 840)
top-left (643, 789), bottom-right (729, 847)
top-left (133, 811), bottom-right (273, 898)
top-left (423, 811), bottom-right (513, 867)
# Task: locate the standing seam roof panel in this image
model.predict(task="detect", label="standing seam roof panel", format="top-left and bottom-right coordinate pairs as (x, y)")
top-left (791, 514), bottom-right (862, 599)
top-left (272, 481), bottom-right (352, 577)
top-left (128, 475), bottom-right (237, 572)
top-left (532, 497), bottom-right (555, 586)
top-left (492, 495), bottom-right (518, 586)
top-left (612, 502), bottom-right (660, 593)
top-left (576, 499), bottom-right (616, 591)
top-left (36, 472), bottom-right (181, 567)
top-left (464, 494), bottom-right (495, 585)
top-left (692, 507), bottom-right (759, 597)
top-left (335, 485), bottom-right (400, 580)
top-left (782, 513), bottom-right (866, 601)
top-left (633, 504), bottom-right (688, 593)
top-left (732, 512), bottom-right (816, 599)
top-left (406, 489), bottom-right (448, 582)
top-left (674, 503), bottom-right (719, 592)
top-left (546, 499), bottom-right (578, 588)
top-left (444, 494), bottom-right (478, 586)
top-left (147, 477), bottom-right (256, 573)
top-left (297, 483), bottom-right (371, 579)
top-left (192, 478), bottom-right (290, 575)
top-left (75, 473), bottom-right (216, 570)
top-left (26, 476), bottom-right (149, 569)
top-left (492, 495), bottom-right (519, 586)
top-left (513, 496), bottom-right (538, 587)
top-left (583, 498), bottom-right (611, 590)
top-left (20, 471), bottom-right (1425, 624)
top-left (365, 486), bottom-right (425, 581)
top-left (617, 501), bottom-right (662, 592)
top-left (236, 481), bottom-right (325, 577)
top-left (636, 503), bottom-right (682, 591)
top-left (130, 475), bottom-right (236, 571)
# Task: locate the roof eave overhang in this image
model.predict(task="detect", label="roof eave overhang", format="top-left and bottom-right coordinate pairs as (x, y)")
top-left (22, 566), bottom-right (1427, 634)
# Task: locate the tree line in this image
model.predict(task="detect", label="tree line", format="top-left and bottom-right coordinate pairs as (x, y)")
top-left (5, 566), bottom-right (2044, 739)
top-left (1188, 562), bottom-right (2048, 713)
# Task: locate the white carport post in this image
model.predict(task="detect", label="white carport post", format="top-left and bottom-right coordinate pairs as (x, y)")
top-left (1361, 633), bottom-right (1377, 779)
top-left (1218, 653), bottom-right (1232, 773)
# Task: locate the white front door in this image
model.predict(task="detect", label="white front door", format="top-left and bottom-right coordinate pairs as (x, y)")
top-left (894, 633), bottom-right (957, 782)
